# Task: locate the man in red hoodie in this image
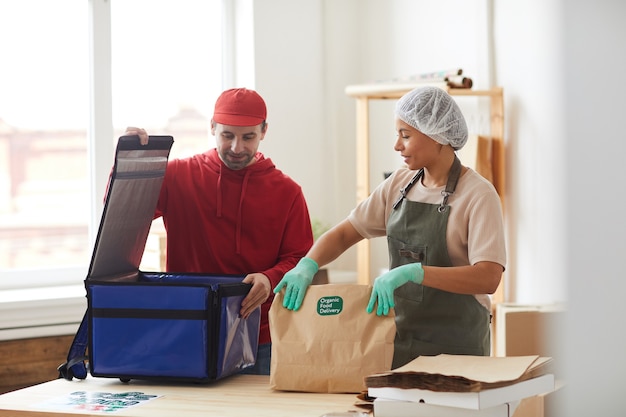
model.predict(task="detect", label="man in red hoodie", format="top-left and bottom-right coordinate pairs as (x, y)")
top-left (125, 88), bottom-right (314, 375)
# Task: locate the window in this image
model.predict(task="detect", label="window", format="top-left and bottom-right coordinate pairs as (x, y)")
top-left (0, 0), bottom-right (224, 289)
top-left (0, 0), bottom-right (89, 289)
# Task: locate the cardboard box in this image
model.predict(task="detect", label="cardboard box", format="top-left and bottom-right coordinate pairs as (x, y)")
top-left (512, 379), bottom-right (564, 417)
top-left (368, 374), bottom-right (555, 410)
top-left (374, 397), bottom-right (512, 417)
top-left (492, 303), bottom-right (566, 416)
top-left (513, 395), bottom-right (544, 417)
top-left (494, 303), bottom-right (566, 357)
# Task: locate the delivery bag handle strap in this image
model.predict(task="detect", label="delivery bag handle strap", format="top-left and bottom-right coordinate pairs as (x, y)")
top-left (57, 311), bottom-right (89, 381)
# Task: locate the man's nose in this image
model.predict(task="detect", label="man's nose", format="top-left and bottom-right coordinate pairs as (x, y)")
top-left (231, 137), bottom-right (244, 153)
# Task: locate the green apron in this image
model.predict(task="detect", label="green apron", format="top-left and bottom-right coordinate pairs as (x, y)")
top-left (387, 156), bottom-right (490, 368)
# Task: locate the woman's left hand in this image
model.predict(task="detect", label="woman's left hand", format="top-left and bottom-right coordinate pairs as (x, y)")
top-left (367, 263), bottom-right (424, 316)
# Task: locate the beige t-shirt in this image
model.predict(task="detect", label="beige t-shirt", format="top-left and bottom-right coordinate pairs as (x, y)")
top-left (348, 166), bottom-right (506, 310)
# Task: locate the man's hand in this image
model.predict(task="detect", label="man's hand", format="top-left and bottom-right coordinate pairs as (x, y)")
top-left (240, 273), bottom-right (271, 318)
top-left (366, 262), bottom-right (424, 316)
top-left (124, 126), bottom-right (149, 145)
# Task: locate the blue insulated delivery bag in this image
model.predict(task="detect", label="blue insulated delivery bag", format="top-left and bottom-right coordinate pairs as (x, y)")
top-left (58, 135), bottom-right (261, 383)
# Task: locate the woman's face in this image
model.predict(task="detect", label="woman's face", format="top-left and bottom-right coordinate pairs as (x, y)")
top-left (393, 119), bottom-right (441, 170)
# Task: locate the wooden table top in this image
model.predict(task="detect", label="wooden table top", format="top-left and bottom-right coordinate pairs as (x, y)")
top-left (0, 374), bottom-right (365, 417)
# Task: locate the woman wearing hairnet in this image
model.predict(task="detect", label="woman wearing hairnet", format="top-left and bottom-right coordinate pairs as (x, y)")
top-left (274, 86), bottom-right (506, 368)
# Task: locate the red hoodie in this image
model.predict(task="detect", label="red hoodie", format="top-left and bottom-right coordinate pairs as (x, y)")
top-left (154, 148), bottom-right (313, 344)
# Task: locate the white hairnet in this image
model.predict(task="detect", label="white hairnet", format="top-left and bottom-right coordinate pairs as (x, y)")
top-left (395, 86), bottom-right (468, 150)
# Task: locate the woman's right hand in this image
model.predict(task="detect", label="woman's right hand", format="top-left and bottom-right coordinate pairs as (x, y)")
top-left (273, 257), bottom-right (319, 311)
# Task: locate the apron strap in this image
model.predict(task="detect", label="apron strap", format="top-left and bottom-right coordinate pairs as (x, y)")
top-left (392, 156), bottom-right (462, 212)
top-left (392, 169), bottom-right (423, 210)
top-left (439, 155), bottom-right (462, 213)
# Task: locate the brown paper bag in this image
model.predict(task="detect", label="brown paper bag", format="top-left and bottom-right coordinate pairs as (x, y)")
top-left (269, 283), bottom-right (395, 393)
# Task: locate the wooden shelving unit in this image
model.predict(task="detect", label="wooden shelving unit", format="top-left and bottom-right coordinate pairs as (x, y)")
top-left (345, 84), bottom-right (505, 303)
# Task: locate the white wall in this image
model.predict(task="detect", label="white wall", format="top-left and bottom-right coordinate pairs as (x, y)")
top-left (494, 1), bottom-right (567, 304)
top-left (559, 1), bottom-right (626, 414)
top-left (252, 0), bottom-right (362, 272)
top-left (252, 0), bottom-right (330, 220)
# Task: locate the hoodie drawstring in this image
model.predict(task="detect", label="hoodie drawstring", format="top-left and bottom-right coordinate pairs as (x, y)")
top-left (216, 164), bottom-right (223, 218)
top-left (235, 171), bottom-right (251, 254)
top-left (216, 162), bottom-right (251, 255)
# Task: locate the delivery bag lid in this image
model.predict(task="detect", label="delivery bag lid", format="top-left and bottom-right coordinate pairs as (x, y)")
top-left (88, 135), bottom-right (173, 280)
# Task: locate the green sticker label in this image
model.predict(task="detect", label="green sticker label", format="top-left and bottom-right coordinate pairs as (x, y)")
top-left (317, 296), bottom-right (343, 315)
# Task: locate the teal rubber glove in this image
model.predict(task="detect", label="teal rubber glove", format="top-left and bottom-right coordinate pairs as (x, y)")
top-left (273, 257), bottom-right (319, 311)
top-left (366, 262), bottom-right (424, 316)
